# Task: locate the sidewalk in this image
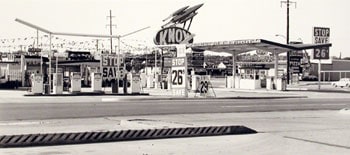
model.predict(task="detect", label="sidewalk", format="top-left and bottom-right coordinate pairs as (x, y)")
top-left (3, 84), bottom-right (350, 102)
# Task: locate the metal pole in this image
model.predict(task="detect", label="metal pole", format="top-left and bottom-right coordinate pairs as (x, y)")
top-left (146, 54), bottom-right (148, 74)
top-left (232, 53), bottom-right (236, 88)
top-left (318, 59), bottom-right (321, 90)
top-left (117, 37), bottom-right (120, 94)
top-left (155, 49), bottom-right (157, 89)
top-left (55, 34), bottom-right (58, 94)
top-left (38, 30), bottom-right (42, 76)
top-left (123, 47), bottom-right (127, 94)
top-left (55, 37), bottom-right (58, 75)
top-left (286, 0), bottom-right (290, 85)
top-left (274, 51), bottom-right (279, 88)
top-left (109, 10), bottom-right (113, 54)
top-left (48, 33), bottom-right (52, 94)
top-left (37, 29), bottom-right (39, 48)
top-left (323, 71), bottom-right (325, 82)
top-left (96, 39), bottom-right (99, 52)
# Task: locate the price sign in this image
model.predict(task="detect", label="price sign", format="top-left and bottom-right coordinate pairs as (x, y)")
top-left (101, 54), bottom-right (124, 80)
top-left (313, 27), bottom-right (330, 60)
top-left (199, 78), bottom-right (209, 94)
top-left (172, 69), bottom-right (184, 86)
top-left (313, 47), bottom-right (329, 59)
top-left (171, 57), bottom-right (187, 97)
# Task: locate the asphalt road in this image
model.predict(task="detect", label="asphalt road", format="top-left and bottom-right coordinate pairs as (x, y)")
top-left (0, 97), bottom-right (349, 121)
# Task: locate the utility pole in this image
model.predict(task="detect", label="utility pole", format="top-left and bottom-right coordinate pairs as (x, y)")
top-left (106, 10), bottom-right (119, 93)
top-left (281, 0), bottom-right (296, 84)
top-left (106, 10), bottom-right (116, 54)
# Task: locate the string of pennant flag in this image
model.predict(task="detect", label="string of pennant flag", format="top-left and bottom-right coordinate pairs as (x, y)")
top-left (0, 36), bottom-right (152, 53)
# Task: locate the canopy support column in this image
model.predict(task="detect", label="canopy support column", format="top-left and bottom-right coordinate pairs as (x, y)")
top-left (232, 52), bottom-right (236, 88)
top-left (274, 51), bottom-right (279, 88)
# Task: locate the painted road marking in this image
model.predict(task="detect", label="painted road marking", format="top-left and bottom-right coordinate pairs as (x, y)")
top-left (101, 98), bottom-right (120, 102)
top-left (0, 121), bottom-right (50, 126)
top-left (284, 136), bottom-right (350, 149)
top-left (221, 103), bottom-right (347, 108)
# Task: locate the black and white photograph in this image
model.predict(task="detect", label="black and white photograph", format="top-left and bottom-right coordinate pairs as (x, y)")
top-left (0, 0), bottom-right (349, 154)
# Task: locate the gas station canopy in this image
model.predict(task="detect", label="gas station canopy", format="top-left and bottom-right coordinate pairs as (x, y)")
top-left (190, 39), bottom-right (332, 54)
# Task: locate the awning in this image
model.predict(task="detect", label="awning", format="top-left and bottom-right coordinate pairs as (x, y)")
top-left (190, 39), bottom-right (332, 54)
top-left (58, 60), bottom-right (99, 66)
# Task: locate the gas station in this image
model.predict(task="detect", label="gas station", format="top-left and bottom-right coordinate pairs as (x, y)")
top-left (14, 4), bottom-right (332, 97)
top-left (190, 39), bottom-right (332, 91)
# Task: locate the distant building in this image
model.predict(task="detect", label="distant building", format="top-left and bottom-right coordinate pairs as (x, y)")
top-left (310, 59), bottom-right (350, 81)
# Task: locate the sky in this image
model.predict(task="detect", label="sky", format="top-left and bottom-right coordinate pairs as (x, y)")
top-left (0, 0), bottom-right (349, 57)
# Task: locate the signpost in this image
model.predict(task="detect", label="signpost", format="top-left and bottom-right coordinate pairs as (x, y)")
top-left (313, 27), bottom-right (330, 90)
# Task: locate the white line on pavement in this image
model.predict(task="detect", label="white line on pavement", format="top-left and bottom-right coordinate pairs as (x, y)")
top-left (221, 104), bottom-right (347, 108)
top-left (0, 121), bottom-right (42, 126)
top-left (101, 98), bottom-right (120, 102)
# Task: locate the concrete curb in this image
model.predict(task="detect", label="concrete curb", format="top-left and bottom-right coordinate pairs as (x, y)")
top-left (0, 125), bottom-right (257, 148)
top-left (122, 96), bottom-right (308, 101)
top-left (287, 89), bottom-right (350, 94)
top-left (24, 92), bottom-right (150, 97)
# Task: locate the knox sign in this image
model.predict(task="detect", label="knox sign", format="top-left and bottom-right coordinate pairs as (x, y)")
top-left (154, 27), bottom-right (193, 45)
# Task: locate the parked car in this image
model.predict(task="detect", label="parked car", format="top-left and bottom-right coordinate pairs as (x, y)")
top-left (302, 75), bottom-right (318, 81)
top-left (331, 78), bottom-right (350, 88)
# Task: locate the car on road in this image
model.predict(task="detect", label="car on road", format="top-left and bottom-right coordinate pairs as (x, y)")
top-left (301, 75), bottom-right (318, 81)
top-left (331, 78), bottom-right (350, 88)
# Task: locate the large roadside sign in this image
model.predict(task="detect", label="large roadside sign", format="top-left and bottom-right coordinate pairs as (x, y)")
top-left (171, 57), bottom-right (188, 97)
top-left (101, 54), bottom-right (124, 80)
top-left (289, 50), bottom-right (303, 74)
top-left (154, 27), bottom-right (193, 45)
top-left (313, 27), bottom-right (330, 59)
top-left (191, 52), bottom-right (204, 68)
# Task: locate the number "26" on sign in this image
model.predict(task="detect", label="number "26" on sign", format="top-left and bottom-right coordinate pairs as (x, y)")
top-left (172, 69), bottom-right (184, 85)
top-left (314, 47), bottom-right (329, 59)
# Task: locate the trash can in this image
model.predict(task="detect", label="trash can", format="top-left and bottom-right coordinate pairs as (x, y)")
top-left (44, 84), bottom-right (50, 94)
